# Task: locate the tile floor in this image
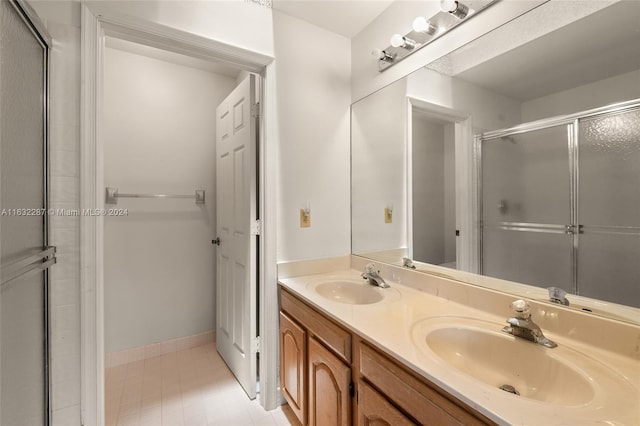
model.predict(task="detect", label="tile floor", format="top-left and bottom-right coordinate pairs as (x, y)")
top-left (105, 343), bottom-right (296, 426)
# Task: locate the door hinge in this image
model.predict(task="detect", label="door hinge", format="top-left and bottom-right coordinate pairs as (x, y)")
top-left (349, 382), bottom-right (355, 398)
top-left (251, 102), bottom-right (260, 119)
top-left (251, 336), bottom-right (261, 353)
top-left (251, 219), bottom-right (262, 236)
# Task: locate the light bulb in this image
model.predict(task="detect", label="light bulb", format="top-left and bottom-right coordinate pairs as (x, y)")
top-left (412, 16), bottom-right (437, 35)
top-left (440, 0), bottom-right (457, 12)
top-left (390, 34), bottom-right (405, 48)
top-left (441, 0), bottom-right (470, 19)
top-left (390, 34), bottom-right (416, 50)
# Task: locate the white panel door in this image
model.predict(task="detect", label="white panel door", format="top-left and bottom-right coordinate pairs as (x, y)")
top-left (215, 74), bottom-right (258, 399)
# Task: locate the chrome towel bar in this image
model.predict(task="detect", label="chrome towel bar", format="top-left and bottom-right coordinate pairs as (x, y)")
top-left (105, 187), bottom-right (205, 205)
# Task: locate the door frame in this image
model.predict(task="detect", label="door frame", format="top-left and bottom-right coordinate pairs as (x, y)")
top-left (80, 5), bottom-right (279, 425)
top-left (406, 97), bottom-right (477, 273)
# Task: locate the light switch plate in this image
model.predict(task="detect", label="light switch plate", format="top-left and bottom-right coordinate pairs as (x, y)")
top-left (385, 207), bottom-right (392, 223)
top-left (300, 209), bottom-right (311, 228)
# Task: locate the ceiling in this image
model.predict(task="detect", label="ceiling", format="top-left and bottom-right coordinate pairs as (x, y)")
top-left (454, 1), bottom-right (640, 101)
top-left (272, 0), bottom-right (395, 38)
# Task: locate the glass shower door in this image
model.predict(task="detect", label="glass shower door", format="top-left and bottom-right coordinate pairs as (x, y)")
top-left (1, 1), bottom-right (52, 425)
top-left (481, 125), bottom-right (574, 291)
top-left (578, 107), bottom-right (640, 306)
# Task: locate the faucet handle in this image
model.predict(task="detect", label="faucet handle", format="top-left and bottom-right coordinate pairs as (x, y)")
top-left (364, 263), bottom-right (378, 275)
top-left (510, 299), bottom-right (531, 319)
top-left (548, 287), bottom-right (570, 306)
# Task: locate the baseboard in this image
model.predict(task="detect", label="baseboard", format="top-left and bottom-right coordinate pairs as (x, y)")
top-left (105, 331), bottom-right (216, 368)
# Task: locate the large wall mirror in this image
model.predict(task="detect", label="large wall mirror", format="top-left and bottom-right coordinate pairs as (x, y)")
top-left (352, 0), bottom-right (640, 325)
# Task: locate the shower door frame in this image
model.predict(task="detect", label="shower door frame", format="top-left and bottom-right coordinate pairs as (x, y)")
top-left (1, 0), bottom-right (52, 423)
top-left (475, 97), bottom-right (640, 294)
top-left (80, 6), bottom-right (278, 426)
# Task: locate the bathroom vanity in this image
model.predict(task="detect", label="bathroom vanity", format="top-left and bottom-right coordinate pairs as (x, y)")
top-left (279, 285), bottom-right (493, 425)
top-left (277, 256), bottom-right (640, 426)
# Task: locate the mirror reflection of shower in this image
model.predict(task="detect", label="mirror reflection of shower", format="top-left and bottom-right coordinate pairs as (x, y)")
top-left (479, 101), bottom-right (640, 308)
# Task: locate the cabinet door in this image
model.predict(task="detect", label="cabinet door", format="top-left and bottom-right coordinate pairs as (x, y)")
top-left (358, 381), bottom-right (416, 426)
top-left (308, 336), bottom-right (351, 426)
top-left (280, 312), bottom-right (307, 425)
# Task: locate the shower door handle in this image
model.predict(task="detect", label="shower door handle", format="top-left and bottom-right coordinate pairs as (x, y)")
top-left (1, 246), bottom-right (57, 287)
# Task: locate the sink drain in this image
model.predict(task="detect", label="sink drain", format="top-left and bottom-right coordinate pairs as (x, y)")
top-left (499, 384), bottom-right (520, 395)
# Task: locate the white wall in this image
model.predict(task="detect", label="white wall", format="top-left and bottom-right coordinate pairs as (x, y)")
top-left (522, 69), bottom-right (640, 122)
top-left (103, 47), bottom-right (236, 352)
top-left (407, 67), bottom-right (523, 132)
top-left (352, 78), bottom-right (407, 255)
top-left (273, 10), bottom-right (352, 262)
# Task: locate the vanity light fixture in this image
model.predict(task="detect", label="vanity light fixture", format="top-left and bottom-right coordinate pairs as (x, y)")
top-left (441, 0), bottom-right (471, 20)
top-left (413, 16), bottom-right (438, 35)
top-left (374, 0), bottom-right (497, 72)
top-left (390, 34), bottom-right (416, 50)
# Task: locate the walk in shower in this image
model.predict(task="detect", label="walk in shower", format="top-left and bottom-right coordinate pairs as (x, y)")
top-left (1, 1), bottom-right (54, 425)
top-left (478, 100), bottom-right (640, 308)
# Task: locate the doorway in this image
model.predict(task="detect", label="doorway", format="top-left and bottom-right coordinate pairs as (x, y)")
top-left (101, 33), bottom-right (261, 415)
top-left (81, 6), bottom-right (279, 424)
top-left (407, 98), bottom-right (476, 273)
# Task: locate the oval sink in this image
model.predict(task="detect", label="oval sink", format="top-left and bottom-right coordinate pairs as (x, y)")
top-left (412, 317), bottom-right (602, 406)
top-left (314, 280), bottom-right (384, 305)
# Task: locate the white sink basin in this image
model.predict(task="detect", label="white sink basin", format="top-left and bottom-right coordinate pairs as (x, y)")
top-left (411, 317), bottom-right (636, 407)
top-left (314, 280), bottom-right (384, 305)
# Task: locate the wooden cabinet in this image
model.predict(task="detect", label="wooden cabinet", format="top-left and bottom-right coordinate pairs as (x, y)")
top-left (279, 311), bottom-right (307, 425)
top-left (357, 381), bottom-right (415, 426)
top-left (357, 340), bottom-right (491, 426)
top-left (280, 287), bottom-right (352, 426)
top-left (308, 336), bottom-right (352, 426)
top-left (279, 285), bottom-right (495, 426)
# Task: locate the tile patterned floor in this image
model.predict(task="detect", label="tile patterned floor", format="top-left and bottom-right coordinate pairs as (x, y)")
top-left (105, 343), bottom-right (296, 426)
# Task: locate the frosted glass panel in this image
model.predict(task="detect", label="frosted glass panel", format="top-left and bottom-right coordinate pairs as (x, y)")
top-left (578, 107), bottom-right (640, 307)
top-left (578, 233), bottom-right (640, 306)
top-left (481, 125), bottom-right (573, 289)
top-left (482, 229), bottom-right (572, 291)
top-left (579, 108), bottom-right (640, 227)
top-left (482, 125), bottom-right (571, 226)
top-left (0, 1), bottom-right (47, 425)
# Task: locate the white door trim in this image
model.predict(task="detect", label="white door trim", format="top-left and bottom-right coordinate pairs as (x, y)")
top-left (80, 6), bottom-right (278, 425)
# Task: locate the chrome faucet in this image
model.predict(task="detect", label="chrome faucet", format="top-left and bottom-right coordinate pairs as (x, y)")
top-left (502, 300), bottom-right (557, 348)
top-left (361, 263), bottom-right (389, 288)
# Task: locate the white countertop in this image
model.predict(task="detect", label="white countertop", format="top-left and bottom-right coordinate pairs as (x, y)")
top-left (278, 268), bottom-right (640, 426)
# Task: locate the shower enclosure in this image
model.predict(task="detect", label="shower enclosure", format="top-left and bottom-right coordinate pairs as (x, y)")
top-left (1, 1), bottom-right (54, 425)
top-left (478, 100), bottom-right (640, 307)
